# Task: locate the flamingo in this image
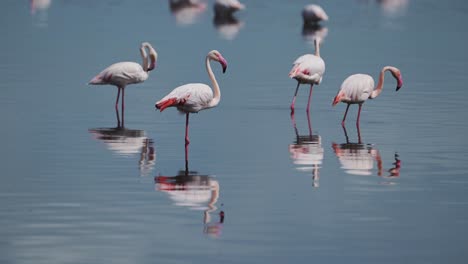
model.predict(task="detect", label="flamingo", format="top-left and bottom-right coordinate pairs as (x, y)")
top-left (88, 42), bottom-right (158, 127)
top-left (289, 38), bottom-right (325, 114)
top-left (302, 4), bottom-right (328, 25)
top-left (214, 0), bottom-right (245, 16)
top-left (155, 50), bottom-right (227, 162)
top-left (332, 66), bottom-right (403, 126)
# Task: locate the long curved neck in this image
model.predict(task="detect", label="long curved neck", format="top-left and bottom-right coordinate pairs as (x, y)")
top-left (206, 56), bottom-right (221, 107)
top-left (140, 46), bottom-right (148, 72)
top-left (370, 66), bottom-right (391, 99)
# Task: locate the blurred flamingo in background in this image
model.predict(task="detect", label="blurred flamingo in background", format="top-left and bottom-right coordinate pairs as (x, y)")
top-left (155, 50), bottom-right (228, 163)
top-left (289, 38), bottom-right (325, 114)
top-left (332, 66), bottom-right (403, 126)
top-left (302, 4), bottom-right (328, 25)
top-left (169, 0), bottom-right (207, 26)
top-left (214, 0), bottom-right (245, 16)
top-left (89, 42), bottom-right (158, 127)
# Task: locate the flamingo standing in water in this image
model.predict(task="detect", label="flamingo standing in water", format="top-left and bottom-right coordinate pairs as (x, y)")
top-left (289, 38), bottom-right (325, 114)
top-left (89, 42), bottom-right (158, 127)
top-left (155, 50), bottom-right (228, 162)
top-left (332, 66), bottom-right (403, 126)
top-left (214, 0), bottom-right (245, 15)
top-left (302, 4), bottom-right (329, 25)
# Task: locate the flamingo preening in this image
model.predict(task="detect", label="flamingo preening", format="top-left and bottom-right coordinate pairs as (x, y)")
top-left (289, 38), bottom-right (325, 114)
top-left (302, 4), bottom-right (328, 25)
top-left (155, 50), bottom-right (228, 163)
top-left (89, 42), bottom-right (158, 127)
top-left (332, 66), bottom-right (403, 126)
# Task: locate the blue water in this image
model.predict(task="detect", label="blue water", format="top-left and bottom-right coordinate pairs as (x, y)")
top-left (1, 0), bottom-right (468, 263)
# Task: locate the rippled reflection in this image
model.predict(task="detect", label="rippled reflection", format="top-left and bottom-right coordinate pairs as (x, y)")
top-left (30, 0), bottom-right (52, 27)
top-left (155, 164), bottom-right (224, 238)
top-left (89, 127), bottom-right (156, 176)
top-left (288, 113), bottom-right (323, 187)
top-left (377, 0), bottom-right (409, 17)
top-left (169, 0), bottom-right (207, 26)
top-left (302, 24), bottom-right (328, 46)
top-left (332, 126), bottom-right (383, 176)
top-left (213, 0), bottom-right (245, 40)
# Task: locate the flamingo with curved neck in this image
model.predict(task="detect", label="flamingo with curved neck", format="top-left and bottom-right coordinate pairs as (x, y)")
top-left (89, 42), bottom-right (158, 127)
top-left (332, 66), bottom-right (403, 127)
top-left (155, 50), bottom-right (228, 162)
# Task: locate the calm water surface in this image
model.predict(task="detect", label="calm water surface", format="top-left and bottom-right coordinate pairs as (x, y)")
top-left (1, 0), bottom-right (468, 263)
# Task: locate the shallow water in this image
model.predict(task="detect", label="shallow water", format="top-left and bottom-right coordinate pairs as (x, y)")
top-left (1, 0), bottom-right (468, 263)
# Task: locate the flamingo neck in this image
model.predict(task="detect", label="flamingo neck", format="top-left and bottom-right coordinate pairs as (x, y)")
top-left (140, 46), bottom-right (149, 72)
top-left (206, 56), bottom-right (221, 107)
top-left (370, 66), bottom-right (391, 99)
top-left (314, 38), bottom-right (321, 57)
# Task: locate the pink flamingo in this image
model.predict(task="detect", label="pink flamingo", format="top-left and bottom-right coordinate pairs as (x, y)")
top-left (302, 4), bottom-right (329, 25)
top-left (155, 50), bottom-right (227, 162)
top-left (332, 66), bottom-right (403, 126)
top-left (89, 42), bottom-right (158, 127)
top-left (289, 38), bottom-right (325, 114)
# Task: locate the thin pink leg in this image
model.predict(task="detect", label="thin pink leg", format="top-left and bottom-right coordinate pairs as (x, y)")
top-left (185, 113), bottom-right (190, 163)
top-left (121, 88), bottom-right (125, 127)
top-left (356, 121), bottom-right (362, 144)
top-left (306, 109), bottom-right (312, 137)
top-left (356, 103), bottom-right (362, 128)
top-left (115, 88), bottom-right (121, 127)
top-left (306, 84), bottom-right (313, 113)
top-left (341, 104), bottom-right (350, 127)
top-left (290, 82), bottom-right (300, 115)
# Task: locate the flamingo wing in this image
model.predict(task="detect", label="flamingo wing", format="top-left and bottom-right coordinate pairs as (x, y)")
top-left (290, 54), bottom-right (325, 83)
top-left (89, 62), bottom-right (147, 86)
top-left (156, 83), bottom-right (213, 113)
top-left (340, 74), bottom-right (375, 103)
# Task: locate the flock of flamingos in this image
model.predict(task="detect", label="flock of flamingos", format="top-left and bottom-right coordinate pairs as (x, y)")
top-left (85, 1), bottom-right (404, 229)
top-left (88, 1), bottom-right (404, 159)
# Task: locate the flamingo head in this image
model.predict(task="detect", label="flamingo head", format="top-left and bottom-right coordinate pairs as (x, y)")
top-left (389, 67), bottom-right (403, 91)
top-left (141, 42), bottom-right (158, 71)
top-left (208, 50), bottom-right (228, 73)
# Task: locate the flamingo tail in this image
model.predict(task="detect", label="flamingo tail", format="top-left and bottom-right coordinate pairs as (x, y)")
top-left (156, 98), bottom-right (178, 112)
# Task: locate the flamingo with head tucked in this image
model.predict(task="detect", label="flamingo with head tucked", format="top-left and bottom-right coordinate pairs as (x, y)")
top-left (332, 66), bottom-right (403, 126)
top-left (89, 42), bottom-right (158, 127)
top-left (302, 4), bottom-right (328, 25)
top-left (155, 50), bottom-right (228, 162)
top-left (289, 38), bottom-right (325, 114)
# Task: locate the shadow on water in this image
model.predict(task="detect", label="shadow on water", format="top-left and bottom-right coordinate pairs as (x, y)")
top-left (288, 113), bottom-right (324, 188)
top-left (155, 162), bottom-right (224, 238)
top-left (168, 0), bottom-right (207, 26)
top-left (88, 127), bottom-right (156, 177)
top-left (332, 125), bottom-right (401, 178)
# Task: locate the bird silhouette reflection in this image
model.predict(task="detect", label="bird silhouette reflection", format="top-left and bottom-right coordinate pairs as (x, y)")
top-left (169, 0), bottom-right (207, 26)
top-left (155, 163), bottom-right (224, 238)
top-left (30, 0), bottom-right (51, 27)
top-left (288, 113), bottom-right (323, 187)
top-left (88, 127), bottom-right (156, 176)
top-left (213, 0), bottom-right (245, 40)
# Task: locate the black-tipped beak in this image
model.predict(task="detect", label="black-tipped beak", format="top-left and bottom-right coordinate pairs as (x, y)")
top-left (222, 65), bottom-right (227, 73)
top-left (396, 85), bottom-right (401, 91)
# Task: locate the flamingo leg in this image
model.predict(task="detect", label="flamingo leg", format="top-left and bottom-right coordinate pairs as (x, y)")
top-left (306, 84), bottom-right (314, 113)
top-left (356, 103), bottom-right (362, 128)
top-left (341, 104), bottom-right (350, 126)
top-left (306, 107), bottom-right (312, 137)
top-left (290, 82), bottom-right (300, 115)
top-left (185, 113), bottom-right (190, 163)
top-left (121, 88), bottom-right (125, 127)
top-left (115, 88), bottom-right (121, 127)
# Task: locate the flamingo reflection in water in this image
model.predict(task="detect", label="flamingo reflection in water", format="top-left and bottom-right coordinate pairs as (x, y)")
top-left (169, 0), bottom-right (207, 26)
top-left (332, 126), bottom-right (401, 178)
top-left (30, 0), bottom-right (52, 27)
top-left (213, 0), bottom-right (245, 40)
top-left (89, 127), bottom-right (156, 176)
top-left (155, 163), bottom-right (224, 238)
top-left (288, 113), bottom-right (323, 187)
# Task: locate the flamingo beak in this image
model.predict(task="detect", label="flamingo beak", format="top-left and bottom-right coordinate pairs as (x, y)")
top-left (332, 93), bottom-right (341, 106)
top-left (220, 58), bottom-right (227, 73)
top-left (396, 77), bottom-right (403, 91)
